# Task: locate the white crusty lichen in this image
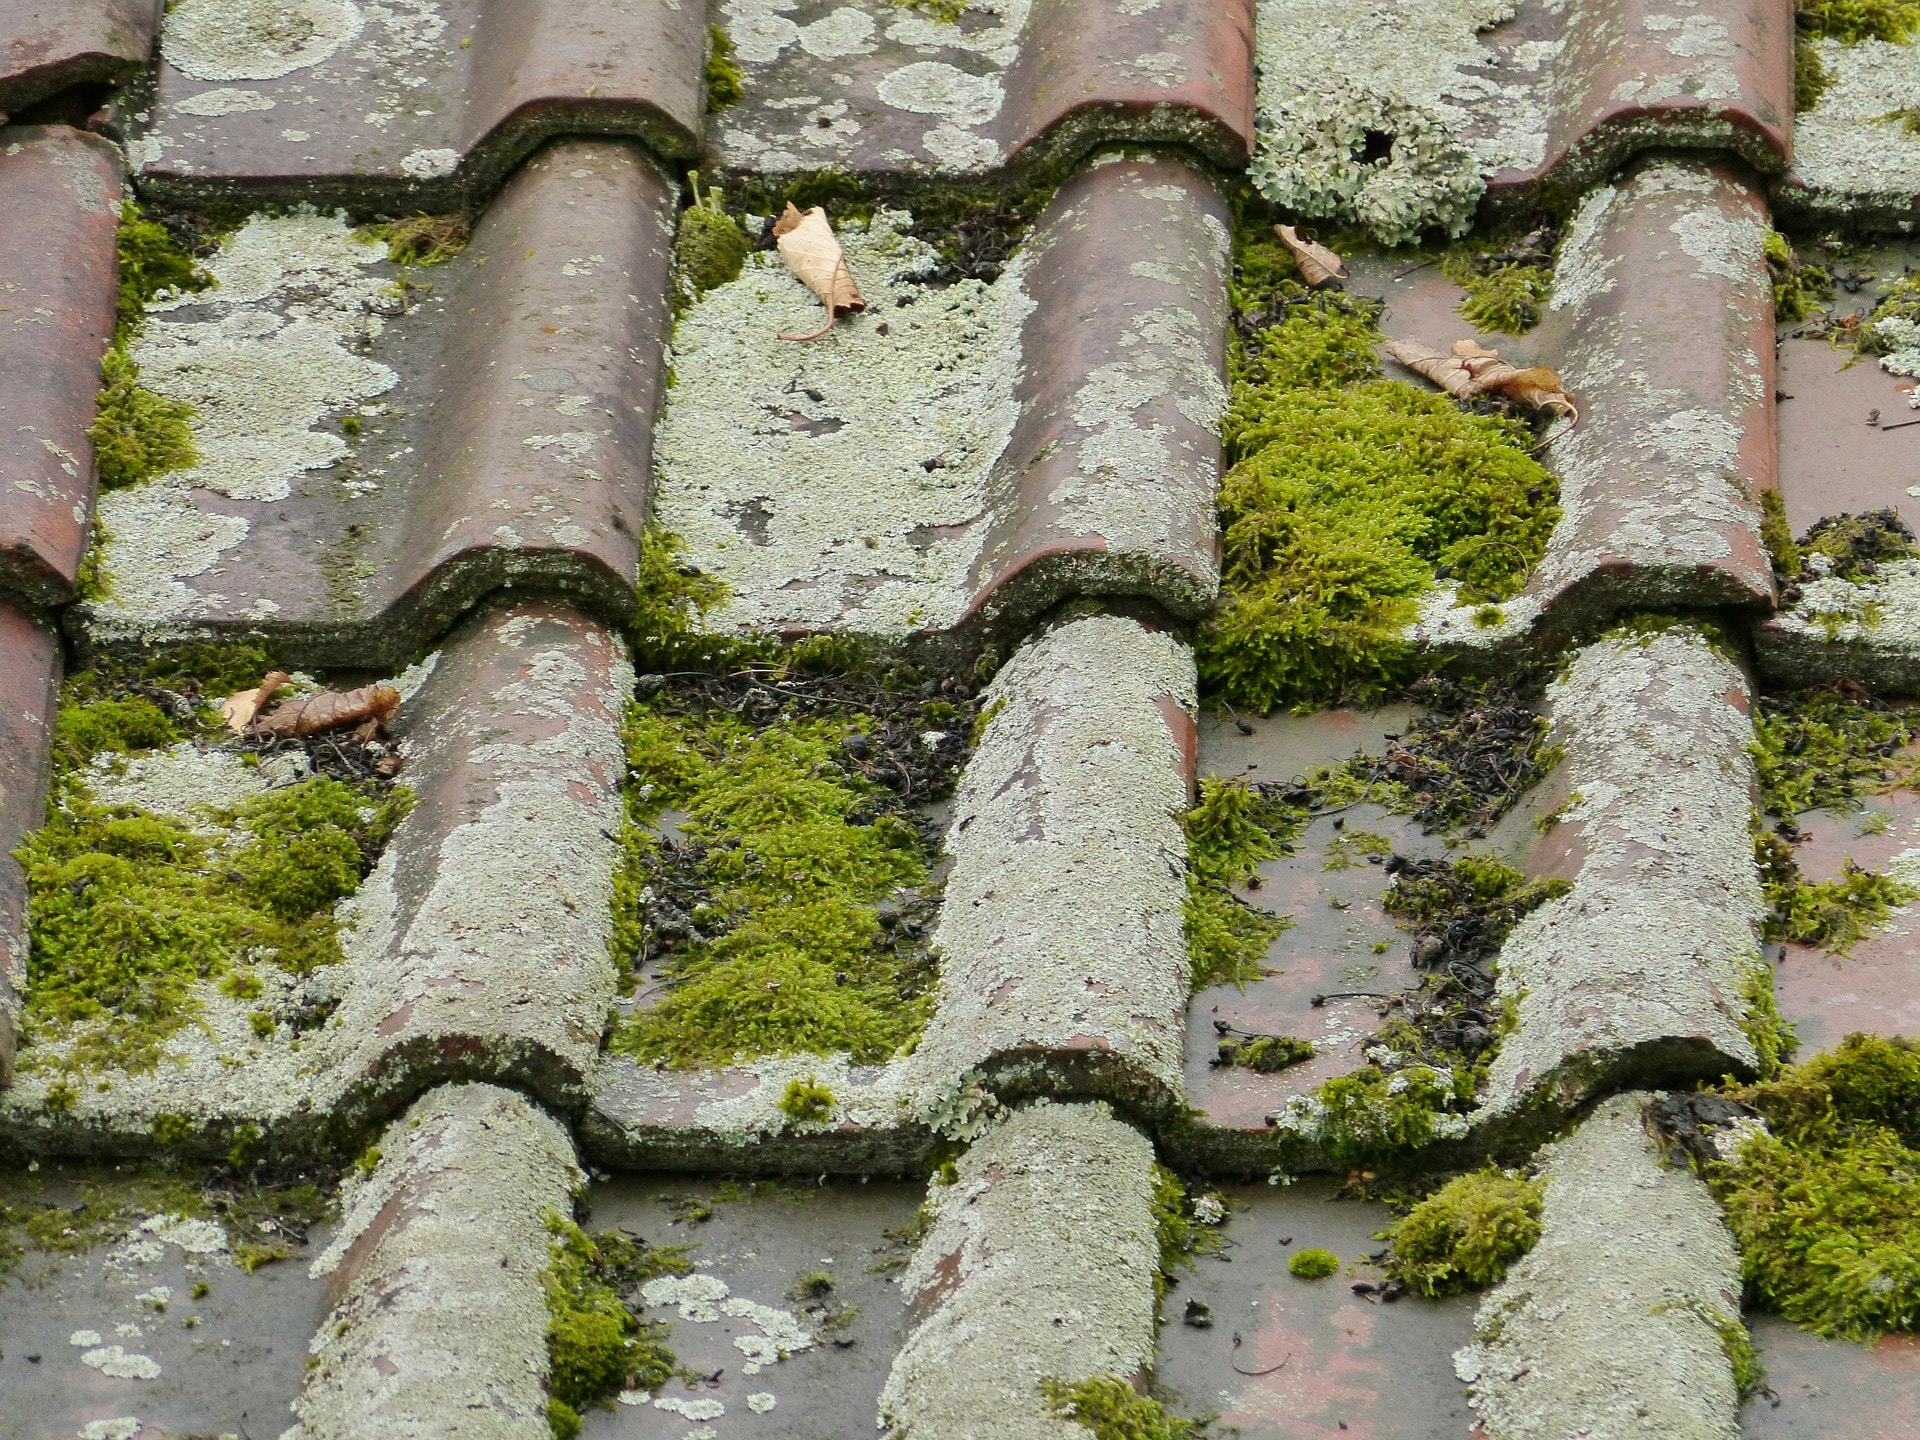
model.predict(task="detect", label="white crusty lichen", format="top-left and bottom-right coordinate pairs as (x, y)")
top-left (653, 209), bottom-right (1032, 638)
top-left (1455, 1092), bottom-right (1743, 1440)
top-left (878, 1101), bottom-right (1160, 1439)
top-left (1792, 37), bottom-right (1920, 217)
top-left (897, 613), bottom-right (1196, 1102)
top-left (162, 0), bottom-right (366, 83)
top-left (1250, 0), bottom-right (1547, 244)
top-left (1758, 558), bottom-right (1920, 689)
top-left (1480, 628), bottom-right (1765, 1116)
top-left (293, 1083), bottom-right (579, 1438)
top-left (94, 210), bottom-right (401, 625)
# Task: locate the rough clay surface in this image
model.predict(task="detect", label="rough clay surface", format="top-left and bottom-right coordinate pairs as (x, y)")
top-left (1483, 628), bottom-right (1764, 1116)
top-left (899, 613), bottom-right (1196, 1104)
top-left (1790, 36), bottom-right (1920, 220)
top-left (1455, 1091), bottom-right (1742, 1440)
top-left (287, 1082), bottom-right (581, 1440)
top-left (655, 210), bottom-right (1032, 637)
top-left (1251, 0), bottom-right (1545, 243)
top-left (878, 1101), bottom-right (1160, 1439)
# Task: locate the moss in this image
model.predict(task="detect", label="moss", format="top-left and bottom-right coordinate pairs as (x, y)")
top-left (1695, 1034), bottom-right (1920, 1339)
top-left (1797, 0), bottom-right (1920, 43)
top-left (1307, 1064), bottom-right (1466, 1166)
top-left (1041, 1376), bottom-right (1203, 1440)
top-left (1381, 854), bottom-right (1569, 957)
top-left (1752, 684), bottom-right (1918, 817)
top-left (674, 175), bottom-right (751, 302)
top-left (112, 202), bottom-right (213, 342)
top-left (1179, 778), bottom-right (1305, 992)
top-left (1323, 827), bottom-right (1392, 870)
top-left (1767, 230), bottom-right (1833, 324)
top-left (1453, 263), bottom-right (1552, 336)
top-left (891, 0), bottom-right (967, 21)
top-left (705, 23), bottom-right (744, 111)
top-left (1795, 35), bottom-right (1833, 111)
top-left (1719, 1313), bottom-right (1764, 1398)
top-left (610, 707), bottom-right (937, 1067)
top-left (90, 346), bottom-right (199, 490)
top-left (779, 1075), bottom-right (835, 1124)
top-left (1216, 1034), bottom-right (1316, 1071)
top-left (363, 212), bottom-right (469, 266)
top-left (1760, 490), bottom-right (1802, 575)
top-left (628, 525), bottom-right (747, 673)
top-left (1201, 278), bottom-right (1558, 710)
top-left (1799, 509), bottom-right (1918, 581)
top-left (542, 1214), bottom-right (686, 1429)
top-left (1381, 1166), bottom-right (1543, 1297)
top-left (1149, 1165), bottom-right (1222, 1303)
top-left (1742, 966), bottom-right (1801, 1080)
top-left (1756, 825), bottom-right (1917, 953)
top-left (53, 695), bottom-right (179, 772)
top-left (1288, 1247), bottom-right (1342, 1279)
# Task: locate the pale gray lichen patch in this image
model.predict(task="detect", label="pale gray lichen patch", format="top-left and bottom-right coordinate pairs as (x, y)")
top-left (878, 1101), bottom-right (1159, 1439)
top-left (1480, 630), bottom-right (1765, 1117)
top-left (292, 1082), bottom-right (579, 1440)
top-left (1792, 38), bottom-right (1920, 219)
top-left (1403, 582), bottom-right (1542, 652)
top-left (1250, 0), bottom-right (1547, 244)
top-left (653, 210), bottom-right (1031, 638)
top-left (896, 614), bottom-right (1195, 1104)
top-left (162, 0), bottom-right (367, 83)
top-left (91, 480), bottom-right (251, 623)
top-left (1756, 559), bottom-right (1920, 690)
top-left (82, 742), bottom-right (278, 828)
top-left (1455, 1092), bottom-right (1742, 1440)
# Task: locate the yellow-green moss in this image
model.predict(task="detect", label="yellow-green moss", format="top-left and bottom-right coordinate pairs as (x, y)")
top-left (1704, 1034), bottom-right (1920, 1338)
top-left (1797, 0), bottom-right (1920, 43)
top-left (610, 706), bottom-right (936, 1067)
top-left (89, 347), bottom-right (198, 490)
top-left (1288, 1247), bottom-right (1342, 1279)
top-left (674, 176), bottom-right (751, 302)
top-left (1202, 246), bottom-right (1559, 710)
top-left (1752, 686), bottom-right (1919, 817)
top-left (1766, 230), bottom-right (1832, 323)
top-left (112, 202), bottom-right (213, 341)
top-left (705, 23), bottom-right (744, 111)
top-left (1149, 1165), bottom-right (1222, 1303)
top-left (1743, 966), bottom-right (1801, 1080)
top-left (1760, 490), bottom-right (1802, 575)
top-left (362, 212), bottom-right (470, 266)
top-left (1381, 1166), bottom-right (1543, 1297)
top-left (779, 1075), bottom-right (835, 1123)
top-left (1453, 262), bottom-right (1552, 336)
top-left (542, 1213), bottom-right (687, 1435)
top-left (1756, 826), bottom-right (1917, 954)
top-left (1796, 34), bottom-right (1832, 110)
top-left (1216, 1033), bottom-right (1316, 1071)
top-left (1179, 778), bottom-right (1305, 992)
top-left (628, 525), bottom-right (751, 673)
top-left (1041, 1376), bottom-right (1202, 1440)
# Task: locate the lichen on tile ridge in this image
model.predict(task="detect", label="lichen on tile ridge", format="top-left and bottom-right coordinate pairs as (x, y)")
top-left (1455, 1091), bottom-right (1745, 1440)
top-left (879, 1100), bottom-right (1160, 1438)
top-left (1479, 628), bottom-right (1767, 1121)
top-left (1789, 35), bottom-right (1920, 222)
top-left (1250, 0), bottom-right (1548, 245)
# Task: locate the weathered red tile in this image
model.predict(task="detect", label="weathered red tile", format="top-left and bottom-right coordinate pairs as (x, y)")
top-left (710, 0), bottom-right (1252, 179)
top-left (130, 0), bottom-right (705, 208)
top-left (85, 138), bottom-right (672, 670)
top-left (0, 599), bottom-right (59, 1088)
top-left (1523, 157), bottom-right (1777, 628)
top-left (0, 123), bottom-right (120, 606)
top-left (0, 0), bottom-right (159, 116)
top-left (1743, 1316), bottom-right (1920, 1439)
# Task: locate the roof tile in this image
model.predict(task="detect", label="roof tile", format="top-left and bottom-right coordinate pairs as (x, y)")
top-left (0, 598), bottom-right (58, 1087)
top-left (0, 0), bottom-right (160, 116)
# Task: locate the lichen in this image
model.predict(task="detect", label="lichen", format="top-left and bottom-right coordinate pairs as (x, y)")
top-left (609, 665), bottom-right (972, 1068)
top-left (1040, 1376), bottom-right (1203, 1440)
top-left (705, 23), bottom-right (744, 112)
top-left (1381, 1166), bottom-right (1543, 1296)
top-left (1684, 1034), bottom-right (1920, 1339)
top-left (1288, 1247), bottom-right (1342, 1279)
top-left (1200, 221), bottom-right (1558, 710)
top-left (541, 1212), bottom-right (687, 1437)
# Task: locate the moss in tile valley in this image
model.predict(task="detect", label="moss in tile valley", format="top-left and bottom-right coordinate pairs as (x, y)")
top-left (778, 1074), bottom-right (836, 1123)
top-left (1797, 0), bottom-right (1920, 44)
top-left (1180, 778), bottom-right (1304, 993)
top-left (609, 657), bottom-right (978, 1068)
top-left (1149, 1164), bottom-right (1224, 1305)
top-left (1041, 1376), bottom-right (1207, 1440)
top-left (673, 174), bottom-right (751, 305)
top-left (705, 23), bottom-right (744, 112)
top-left (542, 1212), bottom-right (690, 1438)
top-left (1675, 1033), bottom-right (1920, 1340)
top-left (361, 211), bottom-right (471, 266)
top-left (1199, 212), bottom-right (1561, 712)
top-left (1380, 1165), bottom-right (1543, 1297)
top-left (15, 645), bottom-right (412, 1075)
top-left (1287, 1246), bottom-right (1342, 1280)
top-left (1796, 34), bottom-right (1832, 111)
top-left (1754, 822), bottom-right (1917, 955)
top-left (1752, 680), bottom-right (1917, 813)
top-left (1438, 222), bottom-right (1561, 336)
top-left (1766, 230), bottom-right (1833, 325)
top-left (890, 0), bottom-right (968, 23)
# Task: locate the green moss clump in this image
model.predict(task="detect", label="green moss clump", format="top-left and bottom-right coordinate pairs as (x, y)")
top-left (543, 1214), bottom-right (685, 1433)
top-left (363, 212), bottom-right (470, 266)
top-left (610, 708), bottom-right (936, 1066)
top-left (1288, 1247), bottom-right (1342, 1279)
top-left (1454, 263), bottom-right (1552, 336)
top-left (17, 765), bottom-right (410, 1072)
top-left (1381, 854), bottom-right (1570, 955)
top-left (1381, 1167), bottom-right (1543, 1297)
top-left (891, 0), bottom-right (968, 22)
top-left (1760, 490), bottom-right (1802, 575)
top-left (705, 23), bottom-right (744, 111)
top-left (1702, 1034), bottom-right (1920, 1338)
top-left (1767, 230), bottom-right (1833, 323)
top-left (1149, 1165), bottom-right (1222, 1302)
top-left (1797, 0), bottom-right (1920, 43)
top-left (675, 176), bottom-right (751, 301)
top-left (1307, 1064), bottom-right (1467, 1165)
top-left (53, 694), bottom-right (179, 772)
top-left (1752, 685), bottom-right (1919, 817)
top-left (89, 347), bottom-right (199, 490)
top-left (1217, 1034), bottom-right (1316, 1071)
top-left (1202, 286), bottom-right (1558, 710)
top-left (1743, 967), bottom-right (1801, 1080)
top-left (1799, 508), bottom-right (1919, 581)
top-left (1757, 829), bottom-right (1917, 953)
top-left (779, 1075), bottom-right (835, 1123)
top-left (629, 526), bottom-right (746, 673)
top-left (112, 203), bottom-right (213, 340)
top-left (1796, 35), bottom-right (1833, 111)
top-left (1180, 778), bottom-right (1305, 992)
top-left (1041, 1376), bottom-right (1201, 1440)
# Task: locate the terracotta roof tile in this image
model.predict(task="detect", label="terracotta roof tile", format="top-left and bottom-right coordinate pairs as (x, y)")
top-left (0, 0), bottom-right (159, 117)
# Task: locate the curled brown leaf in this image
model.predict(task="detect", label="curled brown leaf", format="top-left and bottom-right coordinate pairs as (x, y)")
top-left (1274, 224), bottom-right (1347, 288)
top-left (1385, 337), bottom-right (1578, 424)
top-left (248, 681), bottom-right (401, 740)
top-left (773, 203), bottom-right (865, 342)
top-left (221, 670), bottom-right (291, 734)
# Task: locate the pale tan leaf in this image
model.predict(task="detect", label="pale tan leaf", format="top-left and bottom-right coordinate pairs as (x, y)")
top-left (1383, 338), bottom-right (1477, 399)
top-left (249, 681), bottom-right (401, 740)
top-left (1391, 337), bottom-right (1579, 422)
top-left (221, 670), bottom-right (290, 734)
top-left (773, 203), bottom-right (866, 342)
top-left (1480, 364), bottom-right (1578, 421)
top-left (1274, 224), bottom-right (1347, 288)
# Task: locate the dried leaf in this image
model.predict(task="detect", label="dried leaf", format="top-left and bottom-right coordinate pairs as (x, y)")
top-left (773, 203), bottom-right (865, 342)
top-left (1274, 224), bottom-right (1347, 288)
top-left (1385, 337), bottom-right (1578, 423)
top-left (221, 670), bottom-right (290, 734)
top-left (248, 681), bottom-right (401, 740)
